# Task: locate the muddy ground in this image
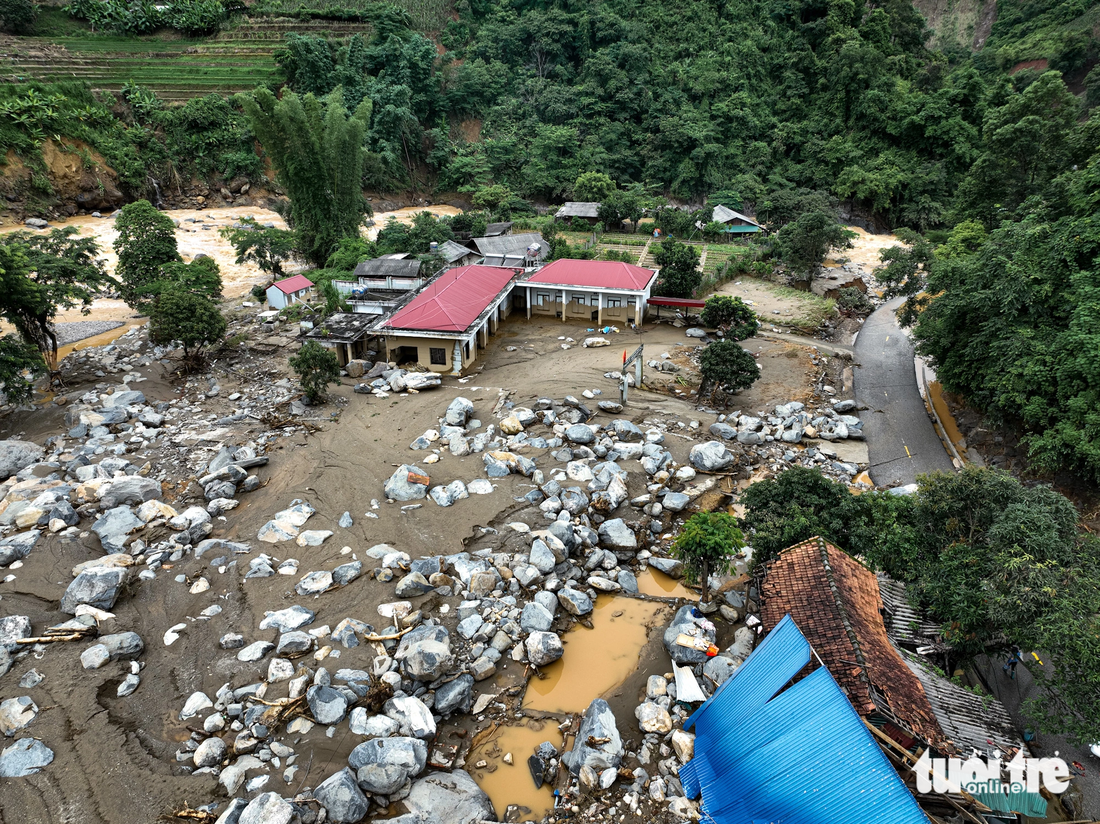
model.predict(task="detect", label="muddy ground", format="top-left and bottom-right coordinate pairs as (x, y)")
top-left (0, 275), bottom-right (856, 824)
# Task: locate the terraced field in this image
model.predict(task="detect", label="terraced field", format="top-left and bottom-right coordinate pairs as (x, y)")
top-left (0, 18), bottom-right (374, 101)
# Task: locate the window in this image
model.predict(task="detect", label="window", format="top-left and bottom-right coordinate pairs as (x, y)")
top-left (537, 292), bottom-right (551, 306)
top-left (607, 298), bottom-right (622, 308)
top-left (429, 347), bottom-right (446, 365)
top-left (573, 294), bottom-right (586, 305)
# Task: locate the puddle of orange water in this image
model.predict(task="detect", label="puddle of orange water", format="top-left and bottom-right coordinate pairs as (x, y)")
top-left (636, 568), bottom-right (695, 600)
top-left (54, 322), bottom-right (145, 365)
top-left (523, 595), bottom-right (668, 715)
top-left (467, 718), bottom-right (563, 820)
top-left (928, 380), bottom-right (967, 457)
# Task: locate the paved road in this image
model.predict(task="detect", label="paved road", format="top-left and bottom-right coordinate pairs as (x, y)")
top-left (854, 297), bottom-right (954, 487)
top-left (975, 656), bottom-right (1100, 819)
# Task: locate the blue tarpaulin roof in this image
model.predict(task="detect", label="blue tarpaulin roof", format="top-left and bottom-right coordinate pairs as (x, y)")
top-left (682, 615), bottom-right (930, 824)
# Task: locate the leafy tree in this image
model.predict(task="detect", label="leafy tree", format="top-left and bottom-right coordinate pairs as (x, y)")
top-left (598, 185), bottom-right (648, 233)
top-left (250, 284), bottom-right (267, 303)
top-left (325, 237), bottom-right (377, 271)
top-left (220, 218), bottom-right (298, 278)
top-left (242, 87), bottom-right (372, 267)
top-left (0, 0), bottom-right (36, 33)
top-left (0, 336), bottom-right (44, 405)
top-left (470, 183), bottom-right (512, 213)
top-left (114, 200), bottom-right (181, 310)
top-left (0, 228), bottom-right (112, 365)
top-left (142, 257), bottom-right (223, 301)
top-left (698, 340), bottom-right (760, 400)
top-left (652, 238), bottom-right (700, 298)
top-left (290, 340), bottom-right (340, 403)
top-left (774, 211), bottom-right (855, 281)
top-left (740, 466), bottom-right (911, 567)
top-left (671, 511), bottom-right (746, 602)
top-left (700, 296), bottom-right (758, 340)
top-left (148, 290), bottom-right (227, 368)
top-left (572, 171), bottom-right (616, 202)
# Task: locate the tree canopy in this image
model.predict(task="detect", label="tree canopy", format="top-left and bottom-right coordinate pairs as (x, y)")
top-left (671, 511), bottom-right (746, 602)
top-left (242, 87), bottom-right (373, 267)
top-left (113, 200), bottom-right (181, 310)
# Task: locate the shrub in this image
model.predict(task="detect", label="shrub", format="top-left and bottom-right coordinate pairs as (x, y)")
top-left (699, 340), bottom-right (760, 399)
top-left (114, 200), bottom-right (180, 310)
top-left (700, 295), bottom-right (759, 340)
top-left (149, 291), bottom-right (227, 369)
top-left (290, 340), bottom-right (340, 402)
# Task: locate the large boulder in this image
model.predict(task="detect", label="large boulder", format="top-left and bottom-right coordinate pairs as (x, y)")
top-left (403, 770), bottom-right (495, 824)
top-left (663, 604), bottom-right (716, 665)
top-left (349, 736), bottom-right (427, 783)
top-left (525, 631), bottom-right (564, 666)
top-left (384, 694), bottom-right (436, 739)
top-left (0, 737), bottom-right (54, 777)
top-left (0, 530), bottom-right (40, 567)
top-left (394, 624), bottom-right (454, 681)
top-left (433, 674), bottom-right (473, 716)
top-left (564, 699), bottom-right (622, 775)
top-left (91, 506), bottom-right (144, 553)
top-left (597, 518), bottom-right (637, 550)
top-left (0, 440), bottom-right (43, 482)
top-left (557, 587), bottom-right (593, 616)
top-left (384, 465), bottom-right (431, 501)
top-left (307, 685), bottom-right (349, 725)
top-left (444, 397), bottom-right (474, 426)
top-left (238, 792), bottom-right (295, 824)
top-left (689, 441), bottom-right (735, 472)
top-left (314, 767), bottom-right (368, 824)
top-left (98, 477), bottom-right (161, 508)
top-left (60, 566), bottom-right (128, 614)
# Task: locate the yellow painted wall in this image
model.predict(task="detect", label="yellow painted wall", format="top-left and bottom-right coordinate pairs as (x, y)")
top-left (385, 334), bottom-right (477, 373)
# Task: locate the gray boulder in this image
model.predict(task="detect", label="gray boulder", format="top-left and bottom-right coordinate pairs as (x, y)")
top-left (384, 694), bottom-right (436, 739)
top-left (565, 424), bottom-right (596, 444)
top-left (703, 655), bottom-right (741, 687)
top-left (395, 624), bottom-right (453, 681)
top-left (662, 492), bottom-right (690, 512)
top-left (307, 685), bottom-right (349, 725)
top-left (444, 397), bottom-right (474, 426)
top-left (0, 615), bottom-right (31, 652)
top-left (0, 696), bottom-right (37, 736)
top-left (648, 557), bottom-right (684, 578)
top-left (0, 530), bottom-right (40, 567)
top-left (259, 605), bottom-right (315, 633)
top-left (91, 506), bottom-right (144, 553)
top-left (0, 440), bottom-right (44, 482)
top-left (689, 441), bottom-right (735, 472)
top-left (238, 793), bottom-right (295, 824)
top-left (384, 465), bottom-right (430, 501)
top-left (708, 422), bottom-right (737, 440)
top-left (525, 631), bottom-right (564, 666)
top-left (404, 770), bottom-right (494, 824)
top-left (520, 601), bottom-right (554, 633)
top-left (349, 736), bottom-right (427, 775)
top-left (663, 604), bottom-right (716, 665)
top-left (60, 566), bottom-right (128, 614)
top-left (0, 737), bottom-right (54, 777)
top-left (100, 632), bottom-right (144, 660)
top-left (597, 518), bottom-right (637, 550)
top-left (395, 571), bottom-right (434, 598)
top-left (99, 477), bottom-right (161, 508)
top-left (564, 699), bottom-right (622, 774)
top-left (557, 587), bottom-right (593, 616)
top-left (315, 767), bottom-right (369, 824)
top-left (433, 675), bottom-right (473, 716)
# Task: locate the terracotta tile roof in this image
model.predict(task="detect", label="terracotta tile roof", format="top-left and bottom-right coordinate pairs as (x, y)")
top-left (761, 536), bottom-right (945, 748)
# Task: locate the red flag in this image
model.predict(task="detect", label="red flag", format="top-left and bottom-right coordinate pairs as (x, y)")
top-left (623, 350), bottom-right (627, 364)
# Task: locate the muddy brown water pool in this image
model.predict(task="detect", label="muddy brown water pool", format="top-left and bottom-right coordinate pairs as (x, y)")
top-left (469, 594), bottom-right (672, 819)
top-left (635, 568), bottom-right (695, 600)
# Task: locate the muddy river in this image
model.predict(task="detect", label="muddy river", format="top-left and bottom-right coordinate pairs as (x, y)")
top-left (2, 203), bottom-right (462, 325)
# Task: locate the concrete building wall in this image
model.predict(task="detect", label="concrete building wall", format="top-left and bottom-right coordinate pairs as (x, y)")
top-left (384, 334), bottom-right (478, 373)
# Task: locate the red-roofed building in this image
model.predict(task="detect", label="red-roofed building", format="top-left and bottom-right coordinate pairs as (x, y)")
top-left (265, 274), bottom-right (314, 310)
top-left (521, 259), bottom-right (658, 326)
top-left (378, 265), bottom-right (522, 373)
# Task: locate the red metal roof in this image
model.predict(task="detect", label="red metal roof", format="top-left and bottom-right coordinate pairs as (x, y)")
top-left (526, 259), bottom-right (656, 291)
top-left (649, 297), bottom-right (706, 308)
top-left (271, 274), bottom-right (314, 294)
top-left (385, 265), bottom-right (519, 333)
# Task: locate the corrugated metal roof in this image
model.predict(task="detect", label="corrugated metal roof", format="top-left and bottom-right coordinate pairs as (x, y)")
top-left (471, 232), bottom-right (546, 258)
top-left (439, 240), bottom-right (476, 264)
top-left (901, 651), bottom-right (1025, 756)
top-left (485, 221), bottom-right (513, 236)
top-left (270, 274), bottom-right (314, 294)
top-left (556, 202), bottom-right (601, 218)
top-left (712, 204), bottom-right (763, 228)
top-left (353, 258), bottom-right (422, 278)
top-left (683, 615), bottom-right (929, 824)
top-left (383, 265), bottom-right (519, 333)
top-left (525, 259), bottom-right (657, 291)
top-left (878, 575), bottom-right (941, 647)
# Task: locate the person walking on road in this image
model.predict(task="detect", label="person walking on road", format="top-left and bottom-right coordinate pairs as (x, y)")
top-left (1003, 646), bottom-right (1022, 679)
